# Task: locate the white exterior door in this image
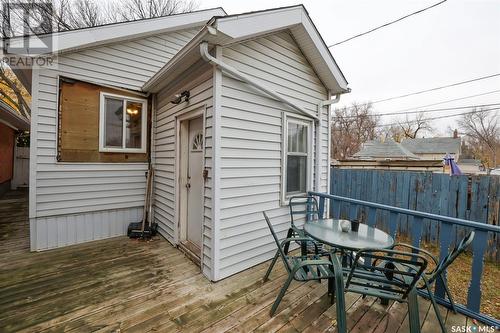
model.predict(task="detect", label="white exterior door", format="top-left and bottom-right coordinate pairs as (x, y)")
top-left (186, 116), bottom-right (203, 250)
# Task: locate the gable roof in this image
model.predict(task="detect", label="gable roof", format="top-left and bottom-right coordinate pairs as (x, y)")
top-left (0, 100), bottom-right (30, 130)
top-left (143, 5), bottom-right (348, 94)
top-left (3, 8), bottom-right (226, 55)
top-left (401, 137), bottom-right (461, 154)
top-left (353, 140), bottom-right (420, 160)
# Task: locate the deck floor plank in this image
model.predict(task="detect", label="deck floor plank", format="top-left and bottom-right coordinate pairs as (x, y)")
top-left (0, 190), bottom-right (486, 333)
top-left (372, 298), bottom-right (408, 333)
top-left (301, 293), bottom-right (362, 333)
top-left (396, 297), bottom-right (432, 333)
top-left (350, 300), bottom-right (390, 333)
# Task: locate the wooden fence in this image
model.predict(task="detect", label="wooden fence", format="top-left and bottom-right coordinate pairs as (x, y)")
top-left (330, 168), bottom-right (500, 261)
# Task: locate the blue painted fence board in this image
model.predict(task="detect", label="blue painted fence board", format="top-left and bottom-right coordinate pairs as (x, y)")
top-left (330, 168), bottom-right (499, 260)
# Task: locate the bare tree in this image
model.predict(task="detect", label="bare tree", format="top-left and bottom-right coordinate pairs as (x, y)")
top-left (457, 108), bottom-right (499, 168)
top-left (331, 102), bottom-right (379, 160)
top-left (113, 0), bottom-right (198, 20)
top-left (382, 125), bottom-right (405, 143)
top-left (66, 0), bottom-right (107, 28)
top-left (395, 112), bottom-right (432, 139)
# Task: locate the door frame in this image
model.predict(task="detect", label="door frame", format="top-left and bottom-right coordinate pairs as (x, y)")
top-left (175, 106), bottom-right (206, 265)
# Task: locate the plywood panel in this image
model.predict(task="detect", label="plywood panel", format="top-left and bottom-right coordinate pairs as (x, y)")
top-left (58, 78), bottom-right (149, 162)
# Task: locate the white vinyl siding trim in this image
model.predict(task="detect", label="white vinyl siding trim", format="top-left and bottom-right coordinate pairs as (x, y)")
top-left (216, 31), bottom-right (328, 279)
top-left (31, 207), bottom-right (143, 251)
top-left (30, 27), bottom-right (199, 250)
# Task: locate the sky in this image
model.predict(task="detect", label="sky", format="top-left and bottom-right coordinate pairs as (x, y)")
top-left (198, 0), bottom-right (500, 135)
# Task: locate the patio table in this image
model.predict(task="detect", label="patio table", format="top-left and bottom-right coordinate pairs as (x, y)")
top-left (303, 218), bottom-right (394, 251)
top-left (303, 218), bottom-right (395, 291)
top-left (304, 219), bottom-right (421, 332)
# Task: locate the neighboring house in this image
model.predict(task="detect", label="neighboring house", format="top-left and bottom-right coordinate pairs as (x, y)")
top-left (7, 6), bottom-right (349, 281)
top-left (400, 137), bottom-right (461, 161)
top-left (352, 139), bottom-right (420, 160)
top-left (334, 159), bottom-right (444, 171)
top-left (336, 139), bottom-right (443, 171)
top-left (457, 159), bottom-right (485, 174)
top-left (0, 100), bottom-right (30, 196)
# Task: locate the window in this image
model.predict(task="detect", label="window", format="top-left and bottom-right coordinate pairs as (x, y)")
top-left (191, 131), bottom-right (204, 152)
top-left (284, 117), bottom-right (311, 198)
top-left (99, 92), bottom-right (147, 153)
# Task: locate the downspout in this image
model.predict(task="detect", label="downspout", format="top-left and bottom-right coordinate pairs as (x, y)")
top-left (149, 93), bottom-right (156, 225)
top-left (316, 94), bottom-right (341, 192)
top-left (199, 42), bottom-right (318, 121)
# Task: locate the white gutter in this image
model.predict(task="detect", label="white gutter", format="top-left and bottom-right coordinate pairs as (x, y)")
top-left (316, 94), bottom-right (341, 192)
top-left (199, 41), bottom-right (318, 121)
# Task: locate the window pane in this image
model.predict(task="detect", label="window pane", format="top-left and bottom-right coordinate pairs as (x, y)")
top-left (288, 123), bottom-right (297, 152)
top-left (286, 155), bottom-right (307, 194)
top-left (104, 98), bottom-right (123, 147)
top-left (287, 122), bottom-right (307, 153)
top-left (297, 124), bottom-right (307, 153)
top-left (125, 101), bottom-right (142, 149)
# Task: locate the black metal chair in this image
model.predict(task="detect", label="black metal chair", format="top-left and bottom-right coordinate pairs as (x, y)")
top-left (332, 248), bottom-right (429, 333)
top-left (385, 231), bottom-right (475, 333)
top-left (288, 195), bottom-right (325, 253)
top-left (264, 196), bottom-right (329, 280)
top-left (262, 211), bottom-right (345, 318)
top-left (289, 195), bottom-right (320, 230)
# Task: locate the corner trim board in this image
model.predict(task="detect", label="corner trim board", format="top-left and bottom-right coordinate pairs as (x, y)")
top-left (211, 45), bottom-right (223, 281)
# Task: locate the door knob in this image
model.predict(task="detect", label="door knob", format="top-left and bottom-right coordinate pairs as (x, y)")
top-left (186, 183), bottom-right (191, 189)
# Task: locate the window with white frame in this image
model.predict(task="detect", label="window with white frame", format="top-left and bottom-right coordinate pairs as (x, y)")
top-left (284, 117), bottom-right (311, 198)
top-left (99, 92), bottom-right (147, 153)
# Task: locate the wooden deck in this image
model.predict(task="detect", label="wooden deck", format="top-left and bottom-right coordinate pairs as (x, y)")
top-left (0, 190), bottom-right (475, 332)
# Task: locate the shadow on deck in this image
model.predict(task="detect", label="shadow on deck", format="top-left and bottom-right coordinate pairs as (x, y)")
top-left (0, 190), bottom-right (474, 332)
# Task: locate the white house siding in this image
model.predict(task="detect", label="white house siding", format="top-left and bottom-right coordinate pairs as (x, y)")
top-left (216, 31), bottom-right (329, 279)
top-left (30, 28), bottom-right (199, 251)
top-left (153, 64), bottom-right (214, 278)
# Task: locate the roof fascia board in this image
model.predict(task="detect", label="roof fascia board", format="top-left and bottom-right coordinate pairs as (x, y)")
top-left (5, 8), bottom-right (226, 55)
top-left (213, 6), bottom-right (303, 40)
top-left (297, 10), bottom-right (348, 90)
top-left (214, 6), bottom-right (348, 92)
top-left (0, 102), bottom-right (30, 130)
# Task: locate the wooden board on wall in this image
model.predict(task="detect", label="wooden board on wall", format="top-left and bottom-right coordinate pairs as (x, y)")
top-left (58, 78), bottom-right (149, 163)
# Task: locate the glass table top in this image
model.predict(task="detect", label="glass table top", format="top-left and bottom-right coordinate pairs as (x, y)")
top-left (303, 218), bottom-right (394, 250)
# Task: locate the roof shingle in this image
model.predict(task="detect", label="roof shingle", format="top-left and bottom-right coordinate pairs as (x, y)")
top-left (353, 140), bottom-right (420, 160)
top-left (401, 137), bottom-right (461, 154)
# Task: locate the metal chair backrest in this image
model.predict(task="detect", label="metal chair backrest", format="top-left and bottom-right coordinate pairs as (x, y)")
top-left (347, 248), bottom-right (428, 300)
top-left (289, 195), bottom-right (320, 228)
top-left (429, 231), bottom-right (474, 284)
top-left (263, 211), bottom-right (292, 273)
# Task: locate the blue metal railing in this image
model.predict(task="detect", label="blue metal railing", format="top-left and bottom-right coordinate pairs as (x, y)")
top-left (309, 191), bottom-right (500, 327)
